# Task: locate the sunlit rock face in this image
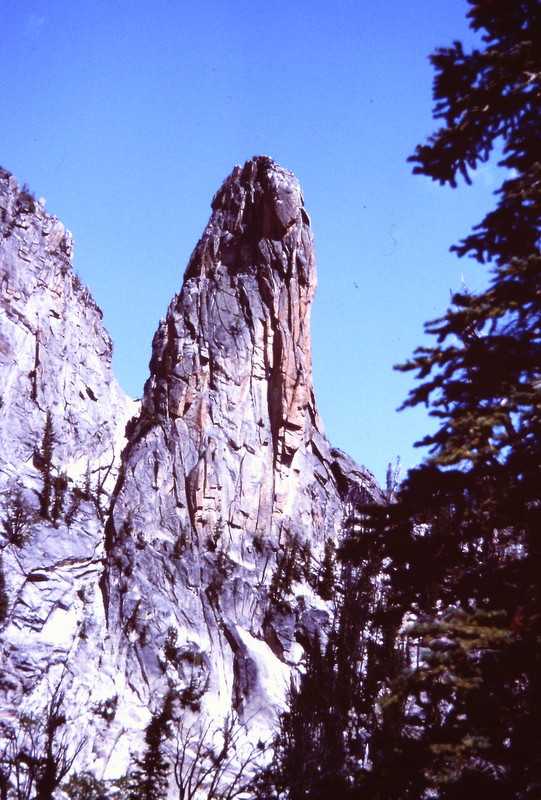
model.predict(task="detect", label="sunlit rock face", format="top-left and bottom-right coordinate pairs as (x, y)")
top-left (0, 158), bottom-right (380, 787)
top-left (111, 156), bottom-right (351, 552)
top-left (0, 169), bottom-right (129, 489)
top-left (0, 167), bottom-right (133, 765)
top-left (104, 155), bottom-right (380, 744)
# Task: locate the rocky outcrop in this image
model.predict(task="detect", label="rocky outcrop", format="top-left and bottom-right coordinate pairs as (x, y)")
top-left (0, 170), bottom-right (131, 650)
top-left (0, 171), bottom-right (129, 479)
top-left (104, 155), bottom-right (380, 751)
top-left (0, 158), bottom-right (380, 791)
top-left (0, 169), bottom-right (134, 777)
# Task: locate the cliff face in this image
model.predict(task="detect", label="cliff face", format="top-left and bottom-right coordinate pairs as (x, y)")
top-left (0, 168), bottom-right (135, 777)
top-left (105, 156), bottom-right (379, 741)
top-left (0, 159), bottom-right (380, 789)
top-left (0, 170), bottom-right (129, 483)
top-left (0, 167), bottom-right (130, 675)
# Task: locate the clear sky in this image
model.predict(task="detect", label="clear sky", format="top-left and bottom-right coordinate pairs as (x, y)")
top-left (1, 0), bottom-right (498, 485)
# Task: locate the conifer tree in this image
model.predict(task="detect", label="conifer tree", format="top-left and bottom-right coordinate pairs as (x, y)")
top-left (263, 524), bottom-right (395, 800)
top-left (317, 538), bottom-right (336, 601)
top-left (352, 1), bottom-right (541, 797)
top-left (38, 413), bottom-right (55, 518)
top-left (127, 695), bottom-right (172, 800)
top-left (0, 556), bottom-right (8, 624)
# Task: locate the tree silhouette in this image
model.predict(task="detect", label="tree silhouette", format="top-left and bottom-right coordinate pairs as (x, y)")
top-left (348, 1), bottom-right (541, 796)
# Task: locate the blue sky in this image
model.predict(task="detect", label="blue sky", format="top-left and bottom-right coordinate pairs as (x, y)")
top-left (1, 0), bottom-right (498, 485)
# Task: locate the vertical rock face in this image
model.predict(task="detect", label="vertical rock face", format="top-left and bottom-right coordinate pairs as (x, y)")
top-left (0, 168), bottom-right (132, 750)
top-left (0, 158), bottom-right (381, 787)
top-left (105, 156), bottom-right (380, 740)
top-left (0, 170), bottom-right (129, 483)
top-left (115, 156), bottom-right (344, 548)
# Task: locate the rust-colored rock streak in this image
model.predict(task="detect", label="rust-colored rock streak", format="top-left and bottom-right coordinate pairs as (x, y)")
top-left (105, 157), bottom-right (380, 733)
top-left (143, 156), bottom-right (321, 536)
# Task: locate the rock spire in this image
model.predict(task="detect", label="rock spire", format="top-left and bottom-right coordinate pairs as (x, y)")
top-left (118, 156), bottom-right (336, 546)
top-left (105, 155), bottom-right (379, 740)
top-left (0, 158), bottom-right (380, 786)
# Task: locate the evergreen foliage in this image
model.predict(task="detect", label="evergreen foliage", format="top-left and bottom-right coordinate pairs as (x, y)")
top-left (271, 1), bottom-right (541, 797)
top-left (0, 555), bottom-right (8, 624)
top-left (343, 1), bottom-right (541, 796)
top-left (63, 771), bottom-right (111, 800)
top-left (3, 485), bottom-right (35, 546)
top-left (37, 413), bottom-right (55, 519)
top-left (262, 528), bottom-right (396, 799)
top-left (316, 538), bottom-right (336, 601)
top-left (127, 695), bottom-right (172, 800)
top-left (51, 473), bottom-right (68, 524)
top-left (269, 533), bottom-right (304, 610)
